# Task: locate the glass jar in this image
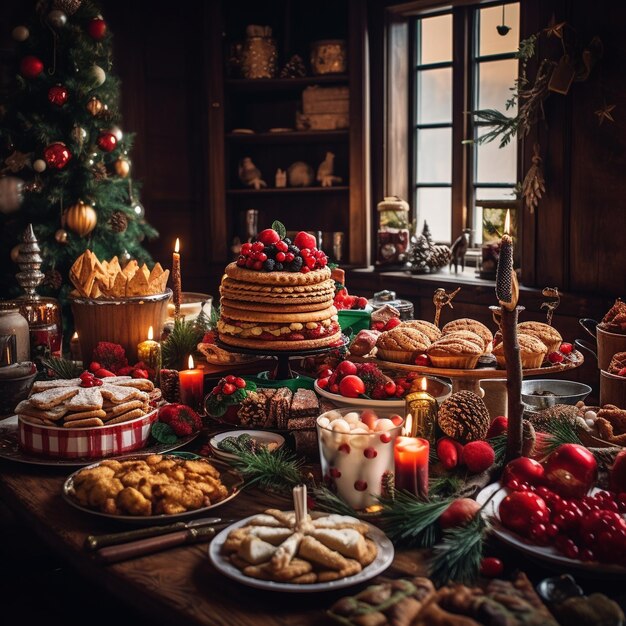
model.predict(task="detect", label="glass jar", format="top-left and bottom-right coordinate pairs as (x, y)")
top-left (11, 296), bottom-right (63, 362)
top-left (241, 36), bottom-right (277, 79)
top-left (0, 308), bottom-right (30, 364)
top-left (369, 290), bottom-right (414, 320)
top-left (310, 39), bottom-right (347, 75)
top-left (377, 196), bottom-right (410, 264)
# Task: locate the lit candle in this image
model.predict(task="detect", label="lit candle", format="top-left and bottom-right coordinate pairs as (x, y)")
top-left (172, 238), bottom-right (182, 320)
top-left (70, 331), bottom-right (81, 362)
top-left (404, 377), bottom-right (438, 442)
top-left (179, 354), bottom-right (203, 411)
top-left (394, 427), bottom-right (429, 498)
top-left (136, 326), bottom-right (161, 382)
top-left (495, 210), bottom-right (515, 308)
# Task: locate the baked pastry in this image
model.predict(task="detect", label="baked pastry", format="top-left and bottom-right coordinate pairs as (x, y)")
top-left (442, 318), bottom-right (493, 353)
top-left (492, 332), bottom-right (548, 369)
top-left (375, 327), bottom-right (431, 364)
top-left (608, 351), bottom-right (626, 374)
top-left (401, 320), bottom-right (442, 343)
top-left (517, 321), bottom-right (562, 353)
top-left (599, 299), bottom-right (626, 333)
top-left (427, 331), bottom-right (483, 369)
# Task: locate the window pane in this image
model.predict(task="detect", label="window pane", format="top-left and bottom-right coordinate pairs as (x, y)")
top-left (477, 59), bottom-right (518, 113)
top-left (419, 14), bottom-right (452, 65)
top-left (475, 136), bottom-right (516, 183)
top-left (475, 187), bottom-right (516, 201)
top-left (478, 3), bottom-right (520, 56)
top-left (416, 187), bottom-right (451, 242)
top-left (417, 127), bottom-right (451, 183)
top-left (417, 67), bottom-right (452, 124)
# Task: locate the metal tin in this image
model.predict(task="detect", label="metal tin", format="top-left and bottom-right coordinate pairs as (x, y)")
top-left (310, 39), bottom-right (347, 75)
top-left (369, 290), bottom-right (414, 320)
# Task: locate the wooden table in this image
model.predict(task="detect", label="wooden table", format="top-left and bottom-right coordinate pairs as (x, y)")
top-left (0, 444), bottom-right (425, 626)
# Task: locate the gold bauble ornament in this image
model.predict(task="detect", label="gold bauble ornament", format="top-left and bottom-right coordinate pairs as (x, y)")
top-left (114, 158), bottom-right (130, 178)
top-left (10, 244), bottom-right (20, 263)
top-left (65, 200), bottom-right (97, 237)
top-left (86, 96), bottom-right (104, 116)
top-left (55, 228), bottom-right (68, 244)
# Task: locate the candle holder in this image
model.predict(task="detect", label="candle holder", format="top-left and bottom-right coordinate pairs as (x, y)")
top-left (404, 378), bottom-right (438, 443)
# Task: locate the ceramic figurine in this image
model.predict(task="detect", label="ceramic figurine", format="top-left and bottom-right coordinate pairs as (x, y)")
top-left (287, 161), bottom-right (314, 187)
top-left (450, 228), bottom-right (471, 272)
top-left (238, 157), bottom-right (267, 190)
top-left (317, 151), bottom-right (343, 187)
top-left (275, 168), bottom-right (287, 188)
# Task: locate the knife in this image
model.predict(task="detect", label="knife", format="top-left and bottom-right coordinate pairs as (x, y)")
top-left (84, 516), bottom-right (227, 551)
top-left (95, 525), bottom-right (219, 564)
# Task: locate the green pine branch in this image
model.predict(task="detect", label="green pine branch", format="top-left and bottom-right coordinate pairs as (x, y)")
top-left (232, 447), bottom-right (305, 495)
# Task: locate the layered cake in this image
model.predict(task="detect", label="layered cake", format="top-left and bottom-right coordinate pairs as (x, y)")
top-left (218, 227), bottom-right (342, 350)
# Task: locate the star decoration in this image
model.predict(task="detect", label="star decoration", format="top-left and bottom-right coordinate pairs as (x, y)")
top-left (4, 150), bottom-right (31, 173)
top-left (544, 17), bottom-right (566, 39)
top-left (595, 104), bottom-right (616, 125)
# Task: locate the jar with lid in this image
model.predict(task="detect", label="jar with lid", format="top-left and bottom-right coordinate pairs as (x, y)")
top-left (369, 290), bottom-right (414, 321)
top-left (377, 196), bottom-right (410, 265)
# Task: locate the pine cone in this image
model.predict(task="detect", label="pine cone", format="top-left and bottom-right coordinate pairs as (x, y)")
top-left (109, 210), bottom-right (129, 233)
top-left (160, 369), bottom-right (180, 403)
top-left (429, 244), bottom-right (452, 269)
top-left (381, 470), bottom-right (395, 500)
top-left (43, 269), bottom-right (63, 290)
top-left (437, 391), bottom-right (491, 442)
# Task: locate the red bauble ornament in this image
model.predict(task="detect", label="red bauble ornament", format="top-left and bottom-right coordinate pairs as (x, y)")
top-left (20, 55), bottom-right (43, 78)
top-left (97, 132), bottom-right (117, 152)
top-left (544, 443), bottom-right (598, 499)
top-left (44, 142), bottom-right (72, 169)
top-left (87, 17), bottom-right (107, 40)
top-left (48, 84), bottom-right (68, 106)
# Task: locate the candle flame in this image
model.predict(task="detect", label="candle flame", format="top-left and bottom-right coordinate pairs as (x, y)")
top-left (175, 238), bottom-right (180, 253)
top-left (188, 354), bottom-right (194, 369)
top-left (72, 331), bottom-right (78, 340)
top-left (403, 413), bottom-right (413, 436)
top-left (148, 326), bottom-right (154, 341)
top-left (504, 210), bottom-right (511, 235)
top-left (421, 377), bottom-right (427, 391)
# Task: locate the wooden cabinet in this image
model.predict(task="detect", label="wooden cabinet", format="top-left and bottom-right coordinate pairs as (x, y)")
top-left (206, 0), bottom-right (369, 266)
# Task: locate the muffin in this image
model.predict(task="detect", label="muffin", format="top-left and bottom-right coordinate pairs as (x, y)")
top-left (442, 318), bottom-right (494, 353)
top-left (517, 321), bottom-right (562, 354)
top-left (492, 332), bottom-right (547, 369)
top-left (427, 331), bottom-right (484, 369)
top-left (376, 327), bottom-right (431, 364)
top-left (401, 320), bottom-right (442, 343)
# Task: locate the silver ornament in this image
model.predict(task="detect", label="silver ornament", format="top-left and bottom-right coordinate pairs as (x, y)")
top-left (12, 26), bottom-right (29, 42)
top-left (120, 249), bottom-right (132, 266)
top-left (132, 200), bottom-right (145, 219)
top-left (48, 10), bottom-right (67, 28)
top-left (33, 159), bottom-right (47, 173)
top-left (90, 65), bottom-right (106, 86)
top-left (71, 125), bottom-right (88, 150)
top-left (0, 176), bottom-right (24, 214)
top-left (110, 126), bottom-right (123, 141)
top-left (53, 0), bottom-right (81, 15)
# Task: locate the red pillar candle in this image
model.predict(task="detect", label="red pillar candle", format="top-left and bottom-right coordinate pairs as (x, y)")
top-left (179, 355), bottom-right (203, 411)
top-left (394, 436), bottom-right (429, 498)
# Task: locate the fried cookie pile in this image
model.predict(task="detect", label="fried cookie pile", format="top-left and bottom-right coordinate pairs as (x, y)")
top-left (68, 455), bottom-right (228, 516)
top-left (222, 509), bottom-right (378, 584)
top-left (16, 376), bottom-right (155, 428)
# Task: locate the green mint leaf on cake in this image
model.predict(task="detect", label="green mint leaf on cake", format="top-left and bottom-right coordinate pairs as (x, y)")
top-left (271, 220), bottom-right (286, 238)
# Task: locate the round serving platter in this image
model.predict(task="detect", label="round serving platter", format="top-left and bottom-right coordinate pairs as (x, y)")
top-left (0, 415), bottom-right (199, 467)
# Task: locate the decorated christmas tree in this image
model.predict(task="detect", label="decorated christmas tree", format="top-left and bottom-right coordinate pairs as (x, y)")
top-left (0, 0), bottom-right (157, 303)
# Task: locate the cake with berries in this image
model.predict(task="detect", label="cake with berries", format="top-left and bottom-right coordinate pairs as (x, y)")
top-left (218, 225), bottom-right (342, 350)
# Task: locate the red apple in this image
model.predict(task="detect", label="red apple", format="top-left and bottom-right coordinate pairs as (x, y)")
top-left (610, 450), bottom-right (626, 493)
top-left (338, 375), bottom-right (366, 398)
top-left (294, 231), bottom-right (317, 250)
top-left (502, 457), bottom-right (545, 488)
top-left (439, 498), bottom-right (480, 529)
top-left (486, 416), bottom-right (508, 439)
top-left (499, 491), bottom-right (548, 537)
top-left (543, 444), bottom-right (598, 499)
top-left (336, 360), bottom-right (358, 377)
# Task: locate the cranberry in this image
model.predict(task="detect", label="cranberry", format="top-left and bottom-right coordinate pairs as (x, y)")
top-left (529, 523), bottom-right (549, 545)
top-left (545, 523), bottom-right (559, 538)
top-left (275, 251), bottom-right (286, 262)
top-left (222, 383), bottom-right (236, 395)
top-left (338, 443), bottom-right (351, 454)
top-left (479, 557), bottom-right (504, 578)
top-left (354, 480), bottom-right (368, 492)
top-left (530, 510), bottom-right (548, 524)
top-left (560, 342), bottom-right (573, 355)
top-left (380, 433), bottom-right (391, 444)
top-left (329, 468), bottom-right (341, 478)
top-left (384, 381), bottom-right (397, 396)
top-left (548, 351), bottom-right (564, 364)
top-left (234, 377), bottom-right (246, 388)
top-left (275, 240), bottom-right (288, 252)
top-left (580, 548), bottom-right (595, 561)
top-left (225, 375), bottom-right (236, 383)
top-left (363, 448), bottom-right (377, 459)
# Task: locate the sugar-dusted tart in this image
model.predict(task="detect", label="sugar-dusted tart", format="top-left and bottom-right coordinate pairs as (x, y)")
top-left (376, 327), bottom-right (431, 364)
top-left (442, 318), bottom-right (494, 353)
top-left (516, 321), bottom-right (562, 354)
top-left (493, 332), bottom-right (547, 369)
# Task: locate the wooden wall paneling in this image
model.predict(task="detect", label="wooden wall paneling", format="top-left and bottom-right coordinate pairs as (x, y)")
top-left (349, 0), bottom-right (371, 266)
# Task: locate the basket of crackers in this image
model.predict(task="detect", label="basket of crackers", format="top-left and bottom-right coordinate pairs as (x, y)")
top-left (15, 375), bottom-right (159, 459)
top-left (69, 250), bottom-right (171, 363)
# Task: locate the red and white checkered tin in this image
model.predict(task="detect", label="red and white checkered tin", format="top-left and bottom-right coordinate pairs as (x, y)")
top-left (18, 409), bottom-right (158, 459)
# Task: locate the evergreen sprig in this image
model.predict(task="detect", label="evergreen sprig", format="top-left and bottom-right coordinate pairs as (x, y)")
top-left (537, 419), bottom-right (584, 457)
top-left (488, 433), bottom-right (508, 467)
top-left (429, 514), bottom-right (487, 587)
top-left (40, 356), bottom-right (83, 379)
top-left (310, 485), bottom-right (358, 517)
top-left (378, 491), bottom-right (452, 548)
top-left (162, 318), bottom-right (203, 370)
top-left (232, 447), bottom-right (305, 495)
top-left (428, 475), bottom-right (464, 499)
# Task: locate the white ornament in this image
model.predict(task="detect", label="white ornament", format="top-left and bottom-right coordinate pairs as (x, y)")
top-left (110, 126), bottom-right (123, 141)
top-left (90, 65), bottom-right (106, 86)
top-left (33, 159), bottom-right (47, 173)
top-left (12, 26), bottom-right (29, 41)
top-left (48, 10), bottom-right (67, 28)
top-left (132, 200), bottom-right (145, 219)
top-left (0, 177), bottom-right (24, 214)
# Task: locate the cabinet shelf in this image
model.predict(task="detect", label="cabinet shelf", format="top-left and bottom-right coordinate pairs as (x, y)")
top-left (226, 75), bottom-right (349, 92)
top-left (226, 130), bottom-right (349, 143)
top-left (227, 186), bottom-right (349, 196)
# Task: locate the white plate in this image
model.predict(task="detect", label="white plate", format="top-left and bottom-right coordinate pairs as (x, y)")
top-left (0, 415), bottom-right (199, 467)
top-left (477, 482), bottom-right (626, 576)
top-left (314, 381), bottom-right (404, 414)
top-left (208, 515), bottom-right (394, 592)
top-left (62, 455), bottom-right (243, 524)
top-left (209, 430), bottom-right (285, 462)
